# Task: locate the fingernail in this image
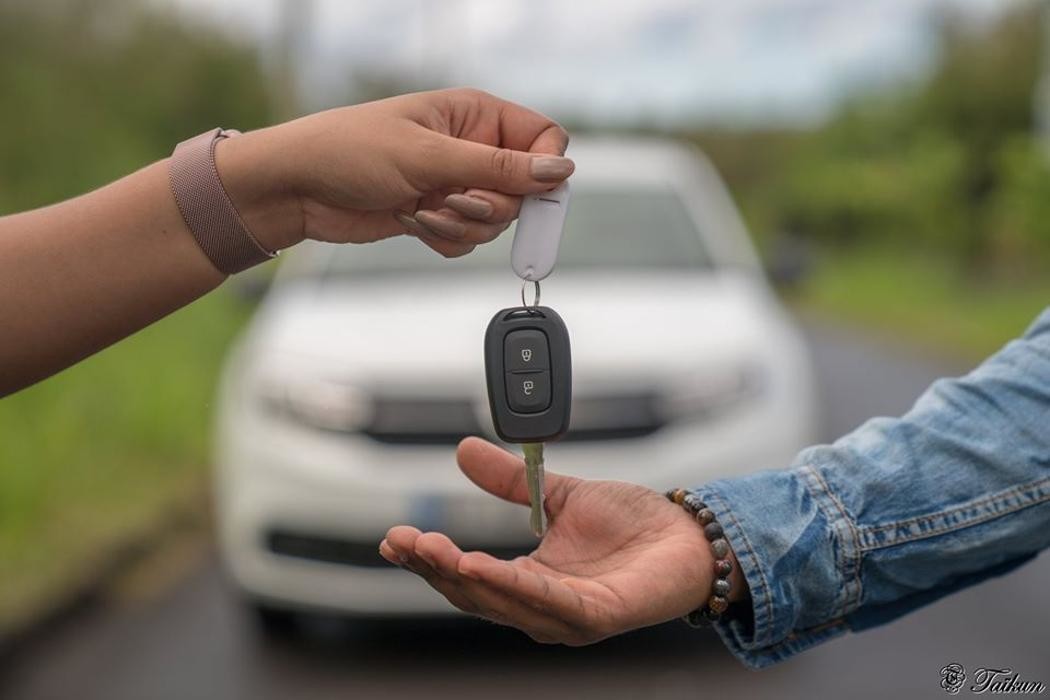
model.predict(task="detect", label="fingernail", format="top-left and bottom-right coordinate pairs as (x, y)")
top-left (394, 211), bottom-right (428, 237)
top-left (530, 156), bottom-right (574, 182)
top-left (445, 193), bottom-right (493, 219)
top-left (417, 551), bottom-right (437, 568)
top-left (415, 210), bottom-right (467, 240)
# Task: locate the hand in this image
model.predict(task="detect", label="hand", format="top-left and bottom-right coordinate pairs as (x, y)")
top-left (218, 88), bottom-right (573, 257)
top-left (380, 437), bottom-right (744, 645)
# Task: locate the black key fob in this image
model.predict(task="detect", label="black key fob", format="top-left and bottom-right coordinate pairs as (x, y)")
top-left (484, 306), bottom-right (572, 443)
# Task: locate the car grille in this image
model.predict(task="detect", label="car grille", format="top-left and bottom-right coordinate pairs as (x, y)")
top-left (266, 530), bottom-right (534, 568)
top-left (359, 393), bottom-right (665, 445)
top-left (363, 397), bottom-right (482, 445)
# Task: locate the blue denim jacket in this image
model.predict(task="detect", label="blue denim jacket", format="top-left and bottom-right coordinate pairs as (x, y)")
top-left (693, 308), bottom-right (1050, 668)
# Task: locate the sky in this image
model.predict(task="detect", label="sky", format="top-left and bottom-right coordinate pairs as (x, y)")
top-left (165, 0), bottom-right (1031, 127)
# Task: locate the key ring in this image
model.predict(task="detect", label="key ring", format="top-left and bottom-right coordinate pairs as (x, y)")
top-left (521, 278), bottom-right (541, 308)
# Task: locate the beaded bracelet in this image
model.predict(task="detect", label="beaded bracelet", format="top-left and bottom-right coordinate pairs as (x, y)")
top-left (665, 488), bottom-right (735, 627)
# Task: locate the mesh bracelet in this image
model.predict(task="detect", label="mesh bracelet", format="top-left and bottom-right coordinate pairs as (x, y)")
top-left (169, 127), bottom-right (276, 275)
top-left (665, 488), bottom-right (736, 627)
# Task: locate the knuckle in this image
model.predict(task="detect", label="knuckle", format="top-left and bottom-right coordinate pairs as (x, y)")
top-left (403, 133), bottom-right (445, 192)
top-left (441, 244), bottom-right (474, 259)
top-left (454, 86), bottom-right (490, 102)
top-left (556, 124), bottom-right (570, 152)
top-left (489, 148), bottom-right (518, 180)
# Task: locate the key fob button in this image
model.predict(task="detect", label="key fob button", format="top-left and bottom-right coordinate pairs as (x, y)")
top-left (485, 305), bottom-right (571, 442)
top-left (504, 329), bottom-right (549, 372)
top-left (505, 371), bottom-right (551, 413)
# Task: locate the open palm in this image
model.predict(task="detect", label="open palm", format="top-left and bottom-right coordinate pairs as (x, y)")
top-left (380, 437), bottom-right (717, 645)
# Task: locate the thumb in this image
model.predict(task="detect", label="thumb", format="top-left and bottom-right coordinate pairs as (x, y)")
top-left (456, 436), bottom-right (574, 508)
top-left (426, 135), bottom-right (574, 195)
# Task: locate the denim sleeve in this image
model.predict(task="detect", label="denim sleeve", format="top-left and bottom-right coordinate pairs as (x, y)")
top-left (691, 307), bottom-right (1050, 669)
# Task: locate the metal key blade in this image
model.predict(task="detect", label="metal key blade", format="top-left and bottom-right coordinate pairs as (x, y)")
top-left (522, 442), bottom-right (547, 538)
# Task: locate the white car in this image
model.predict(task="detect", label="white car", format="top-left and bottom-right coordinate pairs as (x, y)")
top-left (214, 138), bottom-right (819, 629)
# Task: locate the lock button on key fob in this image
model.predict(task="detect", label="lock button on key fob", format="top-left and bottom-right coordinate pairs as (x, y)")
top-left (485, 306), bottom-right (571, 443)
top-left (506, 371), bottom-right (551, 413)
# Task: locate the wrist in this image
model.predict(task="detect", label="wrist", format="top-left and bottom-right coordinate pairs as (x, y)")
top-left (214, 127), bottom-right (305, 252)
top-left (667, 488), bottom-right (750, 624)
top-left (681, 523), bottom-right (718, 613)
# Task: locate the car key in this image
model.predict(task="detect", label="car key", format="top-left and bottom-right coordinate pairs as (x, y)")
top-left (484, 304), bottom-right (572, 536)
top-left (484, 180), bottom-right (572, 537)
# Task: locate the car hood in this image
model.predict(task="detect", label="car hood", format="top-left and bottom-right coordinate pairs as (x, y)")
top-left (245, 270), bottom-right (781, 392)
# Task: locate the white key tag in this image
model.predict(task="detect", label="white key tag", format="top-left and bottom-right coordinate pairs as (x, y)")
top-left (511, 181), bottom-right (571, 282)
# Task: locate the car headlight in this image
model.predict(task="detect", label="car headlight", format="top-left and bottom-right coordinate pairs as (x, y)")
top-left (659, 362), bottom-right (765, 422)
top-left (256, 374), bottom-right (373, 432)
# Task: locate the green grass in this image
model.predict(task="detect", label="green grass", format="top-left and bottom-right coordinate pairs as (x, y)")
top-left (0, 289), bottom-right (251, 634)
top-left (791, 248), bottom-right (1050, 362)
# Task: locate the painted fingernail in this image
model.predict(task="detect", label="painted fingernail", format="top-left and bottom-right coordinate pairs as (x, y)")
top-left (394, 211), bottom-right (428, 237)
top-left (445, 193), bottom-right (493, 219)
top-left (415, 210), bottom-right (467, 240)
top-left (530, 156), bottom-right (574, 182)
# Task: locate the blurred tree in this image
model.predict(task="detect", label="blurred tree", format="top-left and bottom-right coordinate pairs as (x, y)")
top-left (0, 0), bottom-right (276, 636)
top-left (0, 0), bottom-right (274, 214)
top-left (988, 134), bottom-right (1050, 275)
top-left (695, 3), bottom-right (1046, 277)
top-left (910, 6), bottom-right (1043, 261)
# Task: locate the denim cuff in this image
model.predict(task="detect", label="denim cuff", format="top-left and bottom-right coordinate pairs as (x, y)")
top-left (690, 462), bottom-right (855, 668)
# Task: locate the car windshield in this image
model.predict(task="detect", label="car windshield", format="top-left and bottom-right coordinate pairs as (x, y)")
top-left (318, 186), bottom-right (712, 278)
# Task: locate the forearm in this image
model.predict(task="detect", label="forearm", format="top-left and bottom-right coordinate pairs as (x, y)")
top-left (0, 125), bottom-right (307, 396)
top-left (0, 90), bottom-right (575, 396)
top-left (695, 307), bottom-right (1050, 667)
top-left (0, 159), bottom-right (223, 395)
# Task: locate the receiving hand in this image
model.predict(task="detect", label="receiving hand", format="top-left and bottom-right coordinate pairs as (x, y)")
top-left (218, 88), bottom-right (573, 257)
top-left (380, 437), bottom-right (743, 645)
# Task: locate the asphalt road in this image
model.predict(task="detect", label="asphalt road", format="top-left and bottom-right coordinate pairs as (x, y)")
top-left (4, 322), bottom-right (1048, 700)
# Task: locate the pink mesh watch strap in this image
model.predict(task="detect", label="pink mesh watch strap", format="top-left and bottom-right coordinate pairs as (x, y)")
top-left (169, 128), bottom-right (275, 275)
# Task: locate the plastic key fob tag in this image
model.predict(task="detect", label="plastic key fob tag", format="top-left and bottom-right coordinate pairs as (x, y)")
top-left (484, 305), bottom-right (572, 443)
top-left (511, 181), bottom-right (571, 282)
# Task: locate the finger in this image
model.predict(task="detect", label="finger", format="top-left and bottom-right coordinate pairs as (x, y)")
top-left (393, 206), bottom-right (477, 251)
top-left (385, 528), bottom-right (482, 613)
top-left (379, 539), bottom-right (401, 566)
top-left (485, 93), bottom-right (570, 156)
top-left (413, 531), bottom-right (465, 578)
top-left (458, 551), bottom-right (591, 626)
top-left (456, 437), bottom-right (574, 509)
top-left (411, 532), bottom-right (579, 642)
top-left (423, 575), bottom-right (483, 616)
top-left (444, 190), bottom-right (521, 224)
top-left (446, 88), bottom-right (569, 156)
top-left (414, 208), bottom-right (509, 245)
top-left (385, 525), bottom-right (423, 550)
top-left (416, 233), bottom-right (476, 258)
top-left (520, 122), bottom-right (570, 157)
top-left (424, 133), bottom-right (574, 195)
top-left (399, 219), bottom-right (475, 257)
top-left (385, 526), bottom-right (437, 577)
